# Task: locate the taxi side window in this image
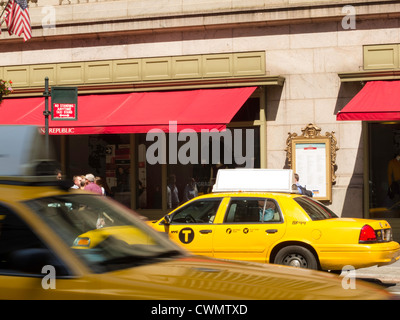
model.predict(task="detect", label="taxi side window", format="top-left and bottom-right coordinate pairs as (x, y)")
top-left (225, 198), bottom-right (281, 223)
top-left (0, 204), bottom-right (68, 276)
top-left (171, 199), bottom-right (222, 224)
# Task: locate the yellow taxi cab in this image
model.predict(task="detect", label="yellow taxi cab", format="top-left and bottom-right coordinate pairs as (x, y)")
top-left (0, 125), bottom-right (394, 300)
top-left (149, 169), bottom-right (400, 272)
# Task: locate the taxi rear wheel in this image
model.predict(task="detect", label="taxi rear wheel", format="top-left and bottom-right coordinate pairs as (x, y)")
top-left (274, 245), bottom-right (318, 270)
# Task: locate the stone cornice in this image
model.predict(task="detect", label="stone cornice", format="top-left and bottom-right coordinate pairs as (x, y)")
top-left (8, 75), bottom-right (284, 97)
top-left (1, 0), bottom-right (399, 43)
top-left (338, 70), bottom-right (400, 82)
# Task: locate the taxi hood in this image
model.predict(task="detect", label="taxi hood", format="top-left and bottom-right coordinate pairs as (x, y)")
top-left (95, 255), bottom-right (391, 300)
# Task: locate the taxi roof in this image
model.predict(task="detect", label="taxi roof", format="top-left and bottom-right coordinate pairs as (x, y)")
top-left (212, 168), bottom-right (298, 194)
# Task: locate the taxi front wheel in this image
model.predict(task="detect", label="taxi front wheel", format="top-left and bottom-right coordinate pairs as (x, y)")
top-left (274, 246), bottom-right (318, 270)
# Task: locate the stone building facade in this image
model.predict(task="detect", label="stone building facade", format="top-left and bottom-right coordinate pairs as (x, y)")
top-left (1, 0), bottom-right (400, 238)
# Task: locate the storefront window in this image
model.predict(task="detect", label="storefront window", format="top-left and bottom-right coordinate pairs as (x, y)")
top-left (50, 135), bottom-right (62, 168)
top-left (167, 126), bottom-right (260, 209)
top-left (136, 134), bottom-right (162, 209)
top-left (369, 123), bottom-right (400, 218)
top-left (65, 96), bottom-right (261, 212)
top-left (66, 134), bottom-right (132, 208)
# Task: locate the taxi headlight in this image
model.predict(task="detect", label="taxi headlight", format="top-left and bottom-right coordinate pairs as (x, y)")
top-left (73, 237), bottom-right (91, 247)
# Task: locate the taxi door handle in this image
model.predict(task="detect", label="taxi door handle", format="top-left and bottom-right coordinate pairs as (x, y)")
top-left (200, 229), bottom-right (212, 234)
top-left (266, 229), bottom-right (278, 234)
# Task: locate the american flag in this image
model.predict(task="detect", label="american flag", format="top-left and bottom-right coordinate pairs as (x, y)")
top-left (4, 0), bottom-right (32, 41)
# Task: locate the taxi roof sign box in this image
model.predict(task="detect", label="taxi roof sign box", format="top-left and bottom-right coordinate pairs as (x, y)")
top-left (212, 169), bottom-right (297, 193)
top-left (0, 125), bottom-right (59, 181)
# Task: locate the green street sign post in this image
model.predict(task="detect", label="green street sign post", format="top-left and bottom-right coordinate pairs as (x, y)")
top-left (51, 86), bottom-right (78, 121)
top-left (43, 77), bottom-right (78, 157)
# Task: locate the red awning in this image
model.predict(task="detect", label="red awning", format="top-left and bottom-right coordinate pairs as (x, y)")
top-left (337, 81), bottom-right (400, 121)
top-left (0, 87), bottom-right (256, 134)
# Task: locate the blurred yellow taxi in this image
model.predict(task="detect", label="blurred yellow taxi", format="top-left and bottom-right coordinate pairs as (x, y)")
top-left (0, 126), bottom-right (394, 300)
top-left (72, 225), bottom-right (157, 249)
top-left (0, 184), bottom-right (394, 300)
top-left (149, 169), bottom-right (400, 272)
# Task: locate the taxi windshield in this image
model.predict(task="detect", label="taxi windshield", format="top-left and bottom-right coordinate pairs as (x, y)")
top-left (24, 194), bottom-right (185, 273)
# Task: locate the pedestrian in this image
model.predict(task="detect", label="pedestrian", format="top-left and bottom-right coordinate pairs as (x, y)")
top-left (71, 175), bottom-right (82, 189)
top-left (183, 178), bottom-right (198, 202)
top-left (168, 174), bottom-right (179, 209)
top-left (55, 169), bottom-right (62, 180)
top-left (80, 175), bottom-right (86, 189)
top-left (84, 173), bottom-right (103, 195)
top-left (116, 166), bottom-right (129, 192)
top-left (294, 173), bottom-right (313, 197)
top-left (95, 176), bottom-right (107, 196)
top-left (294, 173), bottom-right (302, 193)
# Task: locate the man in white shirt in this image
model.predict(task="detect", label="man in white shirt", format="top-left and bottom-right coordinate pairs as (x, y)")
top-left (71, 175), bottom-right (82, 189)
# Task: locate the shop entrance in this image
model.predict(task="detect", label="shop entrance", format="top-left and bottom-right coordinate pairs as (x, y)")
top-left (368, 122), bottom-right (400, 241)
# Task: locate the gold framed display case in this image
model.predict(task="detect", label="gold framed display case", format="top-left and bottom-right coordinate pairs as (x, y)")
top-left (286, 124), bottom-right (338, 202)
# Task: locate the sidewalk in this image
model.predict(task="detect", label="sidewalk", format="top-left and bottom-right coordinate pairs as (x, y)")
top-left (351, 259), bottom-right (400, 284)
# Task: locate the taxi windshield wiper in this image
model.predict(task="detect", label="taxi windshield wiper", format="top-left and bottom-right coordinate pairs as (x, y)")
top-left (151, 249), bottom-right (183, 259)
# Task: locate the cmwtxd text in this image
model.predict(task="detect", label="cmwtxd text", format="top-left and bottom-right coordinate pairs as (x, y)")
top-left (151, 304), bottom-right (247, 317)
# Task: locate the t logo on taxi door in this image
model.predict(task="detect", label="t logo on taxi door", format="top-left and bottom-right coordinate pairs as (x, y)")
top-left (179, 228), bottom-right (194, 244)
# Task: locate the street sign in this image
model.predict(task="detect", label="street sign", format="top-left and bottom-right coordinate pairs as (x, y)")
top-left (51, 86), bottom-right (78, 121)
top-left (53, 103), bottom-right (76, 119)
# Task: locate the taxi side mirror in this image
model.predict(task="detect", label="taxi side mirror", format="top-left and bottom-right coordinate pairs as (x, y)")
top-left (163, 214), bottom-right (171, 225)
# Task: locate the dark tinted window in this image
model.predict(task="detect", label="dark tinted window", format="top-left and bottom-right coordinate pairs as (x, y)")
top-left (25, 194), bottom-right (184, 273)
top-left (0, 204), bottom-right (68, 276)
top-left (224, 198), bottom-right (281, 223)
top-left (171, 198), bottom-right (222, 224)
top-left (294, 197), bottom-right (338, 220)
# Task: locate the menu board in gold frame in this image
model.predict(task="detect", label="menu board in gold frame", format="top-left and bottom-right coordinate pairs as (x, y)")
top-left (286, 124), bottom-right (338, 203)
